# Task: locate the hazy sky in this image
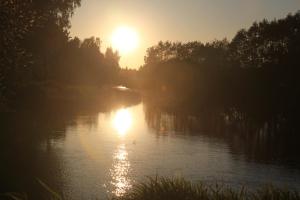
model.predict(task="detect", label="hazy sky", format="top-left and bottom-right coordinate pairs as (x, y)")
top-left (70, 0), bottom-right (300, 69)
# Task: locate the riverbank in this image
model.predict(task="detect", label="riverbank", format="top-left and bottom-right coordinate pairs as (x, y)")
top-left (4, 177), bottom-right (300, 200)
top-left (1, 81), bottom-right (141, 113)
top-left (113, 177), bottom-right (300, 200)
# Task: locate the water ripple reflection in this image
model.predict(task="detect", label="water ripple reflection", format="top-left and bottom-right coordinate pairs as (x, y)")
top-left (110, 144), bottom-right (131, 196)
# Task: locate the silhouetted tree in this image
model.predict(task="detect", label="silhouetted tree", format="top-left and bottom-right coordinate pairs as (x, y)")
top-left (0, 0), bottom-right (81, 103)
top-left (1, 0), bottom-right (124, 109)
top-left (0, 0), bottom-right (39, 101)
top-left (140, 11), bottom-right (300, 132)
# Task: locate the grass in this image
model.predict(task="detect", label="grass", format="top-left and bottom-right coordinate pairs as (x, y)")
top-left (2, 177), bottom-right (300, 200)
top-left (113, 177), bottom-right (300, 200)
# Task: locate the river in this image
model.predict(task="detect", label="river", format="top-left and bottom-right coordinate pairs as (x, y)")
top-left (0, 96), bottom-right (300, 199)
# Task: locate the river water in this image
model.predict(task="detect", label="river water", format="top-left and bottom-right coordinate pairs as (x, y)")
top-left (1, 99), bottom-right (300, 199)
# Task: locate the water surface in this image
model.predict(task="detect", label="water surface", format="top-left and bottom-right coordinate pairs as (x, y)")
top-left (1, 101), bottom-right (300, 199)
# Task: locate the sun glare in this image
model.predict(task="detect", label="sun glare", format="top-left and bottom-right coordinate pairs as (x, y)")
top-left (113, 108), bottom-right (132, 136)
top-left (111, 26), bottom-right (139, 54)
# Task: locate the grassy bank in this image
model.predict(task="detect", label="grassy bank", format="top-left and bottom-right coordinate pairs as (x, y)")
top-left (114, 177), bottom-right (299, 200)
top-left (3, 177), bottom-right (299, 200)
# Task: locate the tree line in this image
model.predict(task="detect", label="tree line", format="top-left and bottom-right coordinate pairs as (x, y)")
top-left (0, 0), bottom-right (120, 108)
top-left (140, 12), bottom-right (300, 126)
top-left (1, 0), bottom-right (300, 119)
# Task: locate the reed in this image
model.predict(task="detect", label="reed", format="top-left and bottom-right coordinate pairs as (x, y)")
top-left (114, 177), bottom-right (300, 200)
top-left (3, 177), bottom-right (300, 200)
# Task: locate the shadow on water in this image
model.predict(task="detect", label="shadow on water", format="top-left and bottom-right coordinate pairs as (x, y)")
top-left (0, 89), bottom-right (141, 199)
top-left (143, 95), bottom-right (300, 169)
top-left (1, 88), bottom-right (300, 198)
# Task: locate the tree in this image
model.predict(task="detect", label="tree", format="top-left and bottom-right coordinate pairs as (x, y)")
top-left (105, 47), bottom-right (120, 69)
top-left (0, 0), bottom-right (39, 100)
top-left (0, 0), bottom-right (81, 101)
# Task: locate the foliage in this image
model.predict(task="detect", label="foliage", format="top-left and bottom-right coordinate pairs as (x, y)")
top-left (58, 37), bottom-right (120, 85)
top-left (0, 0), bottom-right (38, 101)
top-left (0, 0), bottom-right (80, 101)
top-left (144, 40), bottom-right (229, 66)
top-left (140, 12), bottom-right (300, 131)
top-left (0, 0), bottom-right (121, 108)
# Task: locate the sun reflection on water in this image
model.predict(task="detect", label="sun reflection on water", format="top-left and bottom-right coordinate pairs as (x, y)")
top-left (113, 108), bottom-right (132, 136)
top-left (110, 144), bottom-right (131, 196)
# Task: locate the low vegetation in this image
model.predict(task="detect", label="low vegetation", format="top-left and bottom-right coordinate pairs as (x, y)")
top-left (114, 177), bottom-right (300, 200)
top-left (3, 177), bottom-right (299, 200)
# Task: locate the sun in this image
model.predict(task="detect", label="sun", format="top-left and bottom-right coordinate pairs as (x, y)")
top-left (111, 26), bottom-right (139, 54)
